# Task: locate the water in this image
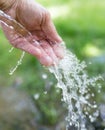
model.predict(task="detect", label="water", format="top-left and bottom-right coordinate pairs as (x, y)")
top-left (0, 10), bottom-right (38, 75)
top-left (49, 50), bottom-right (102, 130)
top-left (9, 51), bottom-right (25, 75)
top-left (0, 10), bottom-right (103, 130)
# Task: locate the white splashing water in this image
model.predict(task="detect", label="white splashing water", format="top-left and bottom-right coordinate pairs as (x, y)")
top-left (0, 10), bottom-right (40, 75)
top-left (49, 48), bottom-right (102, 130)
top-left (9, 47), bottom-right (14, 53)
top-left (0, 10), bottom-right (27, 75)
top-left (9, 51), bottom-right (25, 75)
top-left (0, 10), bottom-right (103, 129)
top-left (8, 47), bottom-right (25, 75)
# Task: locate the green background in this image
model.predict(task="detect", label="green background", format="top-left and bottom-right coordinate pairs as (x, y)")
top-left (0, 0), bottom-right (105, 129)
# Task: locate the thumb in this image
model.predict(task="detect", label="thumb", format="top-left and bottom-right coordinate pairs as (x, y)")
top-left (42, 12), bottom-right (62, 44)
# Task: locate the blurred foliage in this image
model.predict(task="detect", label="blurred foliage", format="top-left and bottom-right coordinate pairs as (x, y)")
top-left (0, 0), bottom-right (105, 129)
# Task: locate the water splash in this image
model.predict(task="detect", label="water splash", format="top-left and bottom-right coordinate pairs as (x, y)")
top-left (8, 46), bottom-right (25, 75)
top-left (9, 51), bottom-right (25, 75)
top-left (0, 10), bottom-right (103, 130)
top-left (0, 10), bottom-right (32, 37)
top-left (0, 10), bottom-right (28, 74)
top-left (9, 47), bottom-right (14, 53)
top-left (49, 49), bottom-right (103, 130)
top-left (0, 10), bottom-right (37, 75)
top-left (0, 10), bottom-right (43, 75)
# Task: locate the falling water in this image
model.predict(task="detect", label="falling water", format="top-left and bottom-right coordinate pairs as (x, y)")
top-left (0, 10), bottom-right (103, 130)
top-left (0, 10), bottom-right (36, 75)
top-left (9, 51), bottom-right (25, 75)
top-left (49, 49), bottom-right (102, 129)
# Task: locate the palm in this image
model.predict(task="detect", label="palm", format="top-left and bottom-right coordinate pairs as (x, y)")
top-left (1, 0), bottom-right (63, 66)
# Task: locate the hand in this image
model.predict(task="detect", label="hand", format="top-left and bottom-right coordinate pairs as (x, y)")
top-left (1, 0), bottom-right (64, 66)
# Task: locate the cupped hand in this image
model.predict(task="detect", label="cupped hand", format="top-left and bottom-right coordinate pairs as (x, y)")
top-left (1, 0), bottom-right (64, 66)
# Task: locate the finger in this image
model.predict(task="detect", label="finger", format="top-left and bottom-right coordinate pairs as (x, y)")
top-left (32, 40), bottom-right (54, 66)
top-left (1, 23), bottom-right (41, 59)
top-left (39, 40), bottom-right (59, 64)
top-left (52, 43), bottom-right (65, 59)
top-left (42, 12), bottom-right (62, 44)
top-left (32, 31), bottom-right (64, 60)
top-left (1, 22), bottom-right (53, 66)
top-left (9, 37), bottom-right (53, 66)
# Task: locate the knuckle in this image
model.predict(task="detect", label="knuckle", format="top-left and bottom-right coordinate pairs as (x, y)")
top-left (45, 10), bottom-right (51, 20)
top-left (11, 41), bottom-right (19, 48)
top-left (42, 10), bottom-right (51, 26)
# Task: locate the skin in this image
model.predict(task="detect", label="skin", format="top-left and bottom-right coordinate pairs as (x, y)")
top-left (0, 0), bottom-right (64, 66)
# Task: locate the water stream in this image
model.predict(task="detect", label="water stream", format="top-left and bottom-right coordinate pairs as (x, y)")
top-left (49, 50), bottom-right (102, 130)
top-left (0, 10), bottom-right (103, 130)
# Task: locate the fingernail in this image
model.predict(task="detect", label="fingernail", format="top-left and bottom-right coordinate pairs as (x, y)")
top-left (46, 56), bottom-right (53, 65)
top-left (40, 56), bottom-right (53, 66)
top-left (55, 36), bottom-right (62, 43)
top-left (53, 44), bottom-right (65, 59)
top-left (35, 48), bottom-right (41, 56)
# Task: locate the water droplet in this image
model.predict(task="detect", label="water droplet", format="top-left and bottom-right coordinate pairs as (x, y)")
top-left (89, 62), bottom-right (92, 65)
top-left (9, 47), bottom-right (14, 53)
top-left (34, 93), bottom-right (40, 100)
top-left (49, 48), bottom-right (102, 129)
top-left (98, 90), bottom-right (101, 93)
top-left (9, 51), bottom-right (25, 75)
top-left (42, 74), bottom-right (47, 79)
top-left (44, 91), bottom-right (47, 94)
top-left (92, 93), bottom-right (95, 97)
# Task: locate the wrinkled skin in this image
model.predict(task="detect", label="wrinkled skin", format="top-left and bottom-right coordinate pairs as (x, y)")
top-left (1, 0), bottom-right (64, 66)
